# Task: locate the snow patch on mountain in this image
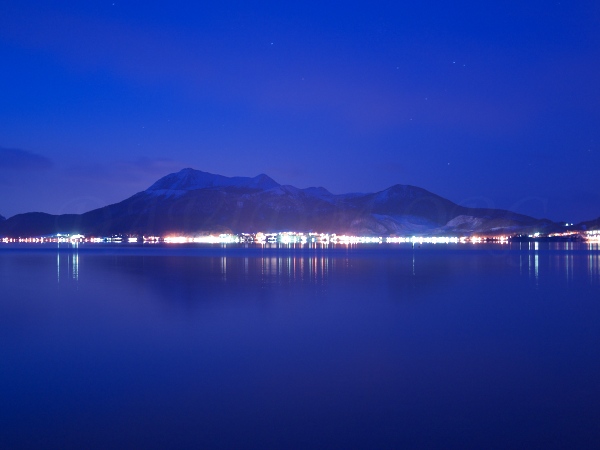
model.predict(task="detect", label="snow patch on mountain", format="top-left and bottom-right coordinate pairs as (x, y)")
top-left (372, 214), bottom-right (439, 233)
top-left (444, 215), bottom-right (485, 231)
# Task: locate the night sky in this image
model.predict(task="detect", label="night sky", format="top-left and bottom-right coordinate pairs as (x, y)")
top-left (1, 1), bottom-right (599, 223)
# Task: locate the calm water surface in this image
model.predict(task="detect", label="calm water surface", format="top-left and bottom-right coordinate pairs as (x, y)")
top-left (2, 243), bottom-right (600, 449)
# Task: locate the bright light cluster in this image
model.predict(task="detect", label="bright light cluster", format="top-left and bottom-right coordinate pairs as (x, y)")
top-left (331, 235), bottom-right (382, 244)
top-left (586, 230), bottom-right (600, 241)
top-left (7, 234), bottom-right (86, 244)
top-left (386, 236), bottom-right (459, 244)
top-left (164, 234), bottom-right (240, 244)
top-left (3, 230), bottom-right (577, 246)
top-left (279, 233), bottom-right (307, 244)
top-left (549, 231), bottom-right (579, 238)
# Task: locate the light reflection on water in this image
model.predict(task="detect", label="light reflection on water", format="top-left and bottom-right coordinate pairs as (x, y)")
top-left (56, 243), bottom-right (80, 283)
top-left (256, 254), bottom-right (331, 283)
top-left (514, 241), bottom-right (600, 284)
top-left (47, 242), bottom-right (600, 286)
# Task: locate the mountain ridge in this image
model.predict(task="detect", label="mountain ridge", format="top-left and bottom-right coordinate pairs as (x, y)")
top-left (146, 168), bottom-right (280, 194)
top-left (0, 168), bottom-right (561, 237)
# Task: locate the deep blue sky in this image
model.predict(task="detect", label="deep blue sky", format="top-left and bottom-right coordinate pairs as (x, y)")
top-left (1, 1), bottom-right (599, 222)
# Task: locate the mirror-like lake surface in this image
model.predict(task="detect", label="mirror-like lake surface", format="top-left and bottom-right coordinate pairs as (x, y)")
top-left (2, 243), bottom-right (600, 449)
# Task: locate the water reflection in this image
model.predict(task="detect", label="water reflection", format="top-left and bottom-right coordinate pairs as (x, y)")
top-left (518, 241), bottom-right (600, 283)
top-left (56, 243), bottom-right (80, 283)
top-left (524, 242), bottom-right (540, 282)
top-left (47, 242), bottom-right (600, 286)
top-left (72, 252), bottom-right (79, 281)
top-left (216, 253), bottom-right (333, 283)
top-left (588, 243), bottom-right (600, 283)
top-left (565, 246), bottom-right (573, 282)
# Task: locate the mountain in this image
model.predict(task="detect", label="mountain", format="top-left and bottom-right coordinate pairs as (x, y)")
top-left (0, 168), bottom-right (557, 237)
top-left (578, 216), bottom-right (600, 231)
top-left (0, 214), bottom-right (5, 222)
top-left (146, 168), bottom-right (279, 195)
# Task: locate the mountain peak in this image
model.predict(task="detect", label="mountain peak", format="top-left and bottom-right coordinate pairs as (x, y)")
top-left (251, 173), bottom-right (279, 190)
top-left (373, 184), bottom-right (429, 202)
top-left (146, 168), bottom-right (280, 193)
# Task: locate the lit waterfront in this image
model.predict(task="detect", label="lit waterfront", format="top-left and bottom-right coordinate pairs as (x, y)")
top-left (3, 229), bottom-right (600, 246)
top-left (1, 233), bottom-right (497, 246)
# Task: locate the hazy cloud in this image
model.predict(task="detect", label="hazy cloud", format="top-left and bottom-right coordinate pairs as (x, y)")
top-left (0, 147), bottom-right (53, 170)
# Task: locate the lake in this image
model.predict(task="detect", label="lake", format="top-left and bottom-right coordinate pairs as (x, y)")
top-left (1, 242), bottom-right (600, 449)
